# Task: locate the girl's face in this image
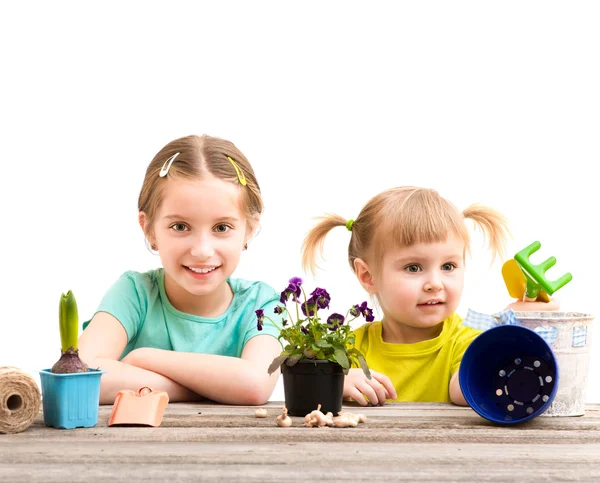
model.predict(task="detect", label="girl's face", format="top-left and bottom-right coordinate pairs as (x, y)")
top-left (370, 234), bottom-right (466, 330)
top-left (142, 175), bottom-right (250, 311)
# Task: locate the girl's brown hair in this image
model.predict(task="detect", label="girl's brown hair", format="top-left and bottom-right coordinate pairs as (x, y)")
top-left (138, 135), bottom-right (263, 235)
top-left (301, 186), bottom-right (510, 275)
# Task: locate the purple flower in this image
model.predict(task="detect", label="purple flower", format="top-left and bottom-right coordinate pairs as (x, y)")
top-left (301, 326), bottom-right (309, 335)
top-left (327, 313), bottom-right (345, 331)
top-left (274, 306), bottom-right (284, 315)
top-left (282, 319), bottom-right (288, 326)
top-left (363, 307), bottom-right (375, 322)
top-left (357, 301), bottom-right (369, 313)
top-left (255, 309), bottom-right (264, 331)
top-left (351, 301), bottom-right (375, 322)
top-left (310, 288), bottom-right (331, 309)
top-left (279, 289), bottom-right (292, 304)
top-left (289, 277), bottom-right (303, 286)
top-left (301, 296), bottom-right (318, 317)
top-left (280, 278), bottom-right (302, 304)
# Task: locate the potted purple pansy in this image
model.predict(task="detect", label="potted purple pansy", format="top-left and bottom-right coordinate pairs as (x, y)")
top-left (256, 277), bottom-right (374, 416)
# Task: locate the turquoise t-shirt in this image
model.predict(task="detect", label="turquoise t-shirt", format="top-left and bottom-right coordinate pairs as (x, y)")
top-left (83, 269), bottom-right (282, 360)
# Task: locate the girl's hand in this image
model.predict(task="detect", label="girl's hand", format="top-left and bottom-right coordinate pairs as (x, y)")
top-left (343, 368), bottom-right (397, 406)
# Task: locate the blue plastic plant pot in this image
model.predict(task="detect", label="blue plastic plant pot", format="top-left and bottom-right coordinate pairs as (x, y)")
top-left (39, 369), bottom-right (105, 429)
top-left (459, 325), bottom-right (559, 425)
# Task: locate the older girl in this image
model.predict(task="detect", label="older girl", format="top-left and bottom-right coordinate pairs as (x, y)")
top-left (79, 135), bottom-right (281, 405)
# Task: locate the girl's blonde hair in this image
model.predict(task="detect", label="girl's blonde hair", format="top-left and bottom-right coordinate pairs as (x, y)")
top-left (138, 134), bottom-right (263, 233)
top-left (302, 186), bottom-right (510, 275)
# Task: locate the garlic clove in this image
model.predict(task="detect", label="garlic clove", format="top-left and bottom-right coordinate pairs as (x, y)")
top-left (276, 407), bottom-right (292, 427)
top-left (324, 412), bottom-right (334, 426)
top-left (333, 414), bottom-right (358, 428)
top-left (276, 416), bottom-right (292, 427)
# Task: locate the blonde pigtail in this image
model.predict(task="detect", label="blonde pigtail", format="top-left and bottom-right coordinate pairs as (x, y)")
top-left (301, 214), bottom-right (348, 276)
top-left (462, 203), bottom-right (511, 263)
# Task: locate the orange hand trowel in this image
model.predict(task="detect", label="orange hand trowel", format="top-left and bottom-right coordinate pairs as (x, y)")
top-left (502, 258), bottom-right (551, 303)
top-left (108, 387), bottom-right (169, 427)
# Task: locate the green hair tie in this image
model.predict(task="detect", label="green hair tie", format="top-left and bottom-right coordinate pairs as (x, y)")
top-left (346, 219), bottom-right (355, 232)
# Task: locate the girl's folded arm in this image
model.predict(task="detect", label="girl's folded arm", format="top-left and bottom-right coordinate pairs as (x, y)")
top-left (122, 335), bottom-right (282, 406)
top-left (78, 311), bottom-right (198, 404)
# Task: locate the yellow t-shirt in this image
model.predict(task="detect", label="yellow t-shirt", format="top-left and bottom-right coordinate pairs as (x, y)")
top-left (352, 314), bottom-right (481, 402)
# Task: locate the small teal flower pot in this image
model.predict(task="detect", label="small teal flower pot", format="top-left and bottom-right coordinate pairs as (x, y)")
top-left (39, 369), bottom-right (105, 429)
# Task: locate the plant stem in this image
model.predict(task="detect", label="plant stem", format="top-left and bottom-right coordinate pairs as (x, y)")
top-left (264, 315), bottom-right (283, 332)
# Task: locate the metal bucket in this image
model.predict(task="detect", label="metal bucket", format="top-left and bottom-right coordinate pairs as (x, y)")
top-left (514, 312), bottom-right (594, 416)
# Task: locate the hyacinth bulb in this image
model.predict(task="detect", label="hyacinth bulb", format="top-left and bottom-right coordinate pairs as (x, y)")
top-left (51, 290), bottom-right (89, 374)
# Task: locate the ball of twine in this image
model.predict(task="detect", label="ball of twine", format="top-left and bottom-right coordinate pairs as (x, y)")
top-left (0, 366), bottom-right (41, 434)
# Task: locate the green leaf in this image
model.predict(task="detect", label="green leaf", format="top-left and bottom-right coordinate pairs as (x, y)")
top-left (267, 355), bottom-right (288, 375)
top-left (314, 350), bottom-right (326, 360)
top-left (333, 349), bottom-right (349, 369)
top-left (286, 353), bottom-right (302, 367)
top-left (314, 339), bottom-right (330, 349)
top-left (358, 354), bottom-right (372, 380)
top-left (303, 349), bottom-right (317, 359)
top-left (59, 290), bottom-right (79, 352)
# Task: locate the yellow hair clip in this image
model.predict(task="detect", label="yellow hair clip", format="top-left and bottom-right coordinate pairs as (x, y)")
top-left (227, 156), bottom-right (247, 186)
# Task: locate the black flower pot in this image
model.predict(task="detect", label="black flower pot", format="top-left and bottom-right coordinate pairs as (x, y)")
top-left (282, 359), bottom-right (344, 416)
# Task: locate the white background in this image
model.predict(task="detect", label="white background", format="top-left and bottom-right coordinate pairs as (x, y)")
top-left (1, 1), bottom-right (598, 403)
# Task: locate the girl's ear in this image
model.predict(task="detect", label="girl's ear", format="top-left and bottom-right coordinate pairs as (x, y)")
top-left (139, 212), bottom-right (155, 245)
top-left (354, 258), bottom-right (377, 295)
top-left (138, 212), bottom-right (148, 233)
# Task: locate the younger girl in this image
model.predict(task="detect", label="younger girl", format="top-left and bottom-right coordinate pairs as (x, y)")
top-left (302, 186), bottom-right (554, 406)
top-left (79, 135), bottom-right (282, 405)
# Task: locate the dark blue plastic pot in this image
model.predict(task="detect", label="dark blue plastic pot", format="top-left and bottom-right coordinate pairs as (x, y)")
top-left (459, 325), bottom-right (559, 425)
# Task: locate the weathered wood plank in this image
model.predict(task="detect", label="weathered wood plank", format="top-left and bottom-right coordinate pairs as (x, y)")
top-left (44, 402), bottom-right (600, 432)
top-left (98, 401), bottom-right (599, 412)
top-left (92, 401), bottom-right (600, 412)
top-left (3, 426), bottom-right (600, 444)
top-left (2, 402), bottom-right (599, 482)
top-left (1, 443), bottom-right (599, 482)
top-left (0, 423), bottom-right (600, 444)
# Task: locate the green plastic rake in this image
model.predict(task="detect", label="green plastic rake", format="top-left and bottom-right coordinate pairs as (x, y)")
top-left (514, 241), bottom-right (573, 300)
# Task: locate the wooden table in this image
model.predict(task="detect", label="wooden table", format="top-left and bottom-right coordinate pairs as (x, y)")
top-left (2, 402), bottom-right (599, 481)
